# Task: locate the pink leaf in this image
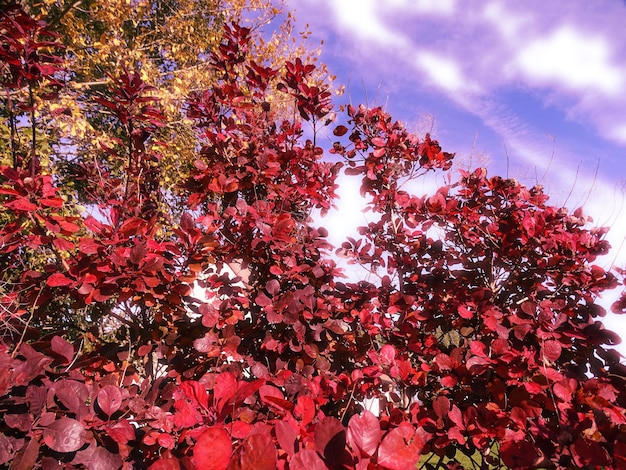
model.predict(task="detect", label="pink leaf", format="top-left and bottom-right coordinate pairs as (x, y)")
top-left (97, 385), bottom-right (123, 417)
top-left (51, 336), bottom-right (74, 364)
top-left (72, 442), bottom-right (123, 469)
top-left (541, 340), bottom-right (562, 363)
top-left (377, 423), bottom-right (423, 470)
top-left (265, 279), bottom-right (280, 296)
top-left (274, 420), bottom-right (297, 457)
top-left (347, 410), bottom-right (381, 458)
top-left (380, 344), bottom-right (396, 365)
top-left (43, 417), bottom-right (86, 453)
top-left (289, 450), bottom-right (326, 469)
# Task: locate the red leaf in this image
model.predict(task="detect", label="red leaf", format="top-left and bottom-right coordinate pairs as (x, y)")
top-left (449, 405), bottom-right (463, 428)
top-left (43, 417), bottom-right (86, 452)
top-left (294, 396), bottom-right (315, 427)
top-left (6, 197), bottom-right (38, 212)
top-left (149, 458), bottom-right (181, 470)
top-left (275, 420), bottom-right (297, 457)
top-left (347, 410), bottom-right (381, 458)
top-left (119, 217), bottom-right (145, 236)
top-left (40, 197), bottom-right (64, 208)
top-left (434, 353), bottom-right (453, 371)
top-left (611, 292), bottom-right (626, 314)
top-left (377, 423), bottom-right (424, 470)
top-left (255, 292), bottom-right (272, 307)
top-left (380, 344), bottom-right (395, 365)
top-left (289, 450), bottom-right (326, 469)
top-left (107, 420), bottom-right (135, 445)
top-left (541, 340), bottom-right (562, 363)
top-left (47, 272), bottom-right (73, 287)
top-left (78, 238), bottom-right (101, 255)
top-left (235, 433), bottom-right (276, 470)
top-left (97, 385), bottom-right (123, 417)
top-left (178, 381), bottom-right (209, 409)
top-left (53, 237), bottom-right (74, 251)
top-left (457, 305), bottom-right (473, 319)
top-left (215, 373), bottom-right (237, 415)
top-left (194, 427), bottom-right (232, 470)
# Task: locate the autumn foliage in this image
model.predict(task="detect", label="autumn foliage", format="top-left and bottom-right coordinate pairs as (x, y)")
top-left (1, 4), bottom-right (626, 469)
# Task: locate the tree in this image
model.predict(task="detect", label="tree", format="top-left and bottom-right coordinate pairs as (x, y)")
top-left (1, 5), bottom-right (625, 469)
top-left (12, 0), bottom-right (334, 210)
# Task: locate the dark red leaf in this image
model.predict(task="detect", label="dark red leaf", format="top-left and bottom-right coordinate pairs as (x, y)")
top-left (572, 438), bottom-right (610, 467)
top-left (432, 396), bottom-right (450, 420)
top-left (500, 440), bottom-right (539, 468)
top-left (9, 437), bottom-right (40, 470)
top-left (51, 335), bottom-right (74, 364)
top-left (314, 417), bottom-right (345, 455)
top-left (333, 125), bottom-right (348, 136)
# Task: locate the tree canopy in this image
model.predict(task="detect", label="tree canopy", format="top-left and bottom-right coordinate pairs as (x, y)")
top-left (1, 3), bottom-right (626, 469)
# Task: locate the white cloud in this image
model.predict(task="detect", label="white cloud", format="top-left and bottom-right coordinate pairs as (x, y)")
top-left (482, 2), bottom-right (530, 42)
top-left (607, 123), bottom-right (626, 145)
top-left (514, 26), bottom-right (623, 95)
top-left (407, 0), bottom-right (456, 15)
top-left (414, 51), bottom-right (477, 95)
top-left (327, 0), bottom-right (407, 48)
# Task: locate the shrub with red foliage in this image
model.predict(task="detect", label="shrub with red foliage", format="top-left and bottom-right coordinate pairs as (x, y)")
top-left (1, 6), bottom-right (625, 469)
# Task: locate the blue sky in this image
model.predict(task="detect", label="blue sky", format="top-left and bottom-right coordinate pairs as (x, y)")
top-left (287, 0), bottom-right (626, 352)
